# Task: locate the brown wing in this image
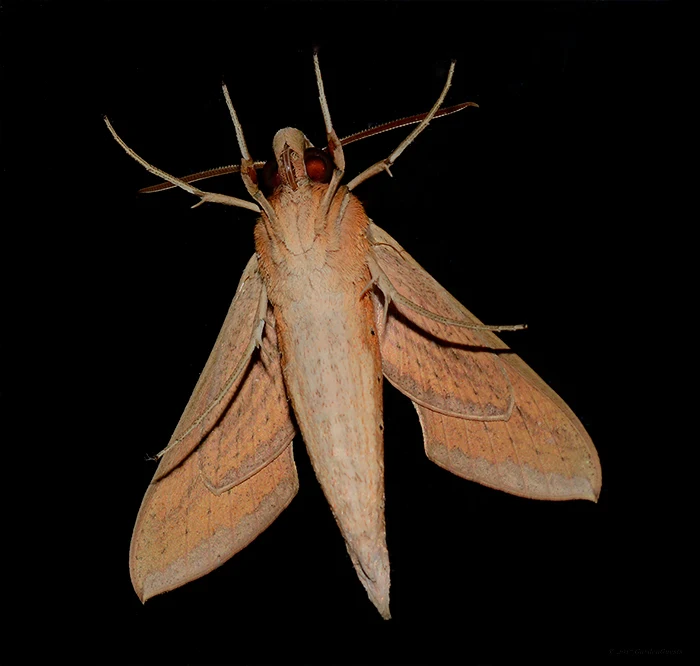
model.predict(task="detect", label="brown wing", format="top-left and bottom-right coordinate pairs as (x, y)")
top-left (368, 230), bottom-right (514, 420)
top-left (195, 305), bottom-right (296, 493)
top-left (130, 267), bottom-right (297, 602)
top-left (368, 223), bottom-right (601, 502)
top-left (155, 254), bottom-right (266, 480)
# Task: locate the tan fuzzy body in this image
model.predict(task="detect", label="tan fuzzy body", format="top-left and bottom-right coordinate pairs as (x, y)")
top-left (255, 183), bottom-right (390, 617)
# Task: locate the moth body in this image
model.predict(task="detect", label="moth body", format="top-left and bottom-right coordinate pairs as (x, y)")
top-left (256, 175), bottom-right (390, 618)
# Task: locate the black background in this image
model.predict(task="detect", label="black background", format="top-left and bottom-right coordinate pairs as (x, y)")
top-left (4, 1), bottom-right (683, 662)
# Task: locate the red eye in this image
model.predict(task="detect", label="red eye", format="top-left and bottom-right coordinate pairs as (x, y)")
top-left (304, 148), bottom-right (333, 183)
top-left (261, 159), bottom-right (280, 194)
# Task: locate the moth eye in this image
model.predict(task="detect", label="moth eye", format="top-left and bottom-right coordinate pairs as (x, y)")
top-left (261, 159), bottom-right (281, 194)
top-left (304, 148), bottom-right (333, 183)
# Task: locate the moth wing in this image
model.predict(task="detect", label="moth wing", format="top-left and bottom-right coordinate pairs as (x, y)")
top-left (130, 259), bottom-right (297, 602)
top-left (368, 223), bottom-right (600, 502)
top-left (155, 254), bottom-right (269, 480)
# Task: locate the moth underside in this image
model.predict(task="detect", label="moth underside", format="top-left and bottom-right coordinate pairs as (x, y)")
top-left (108, 55), bottom-right (601, 620)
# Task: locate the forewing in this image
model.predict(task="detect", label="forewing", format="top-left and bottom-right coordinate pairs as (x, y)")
top-left (155, 254), bottom-right (264, 480)
top-left (197, 306), bottom-right (296, 491)
top-left (368, 224), bottom-right (513, 419)
top-left (130, 306), bottom-right (297, 601)
top-left (368, 223), bottom-right (600, 501)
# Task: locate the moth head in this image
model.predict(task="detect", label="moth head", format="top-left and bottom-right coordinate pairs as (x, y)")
top-left (263, 127), bottom-right (334, 194)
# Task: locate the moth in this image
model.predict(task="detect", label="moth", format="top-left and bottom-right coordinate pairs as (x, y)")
top-left (106, 55), bottom-right (601, 620)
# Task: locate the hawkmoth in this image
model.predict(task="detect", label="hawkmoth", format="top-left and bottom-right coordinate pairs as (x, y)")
top-left (106, 55), bottom-right (601, 620)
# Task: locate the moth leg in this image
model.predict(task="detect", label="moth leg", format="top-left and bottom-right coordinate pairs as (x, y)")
top-left (347, 61), bottom-right (456, 192)
top-left (253, 307), bottom-right (273, 366)
top-left (313, 52), bottom-right (346, 232)
top-left (220, 83), bottom-right (286, 245)
top-left (360, 272), bottom-right (391, 329)
top-left (314, 52), bottom-right (345, 173)
top-left (155, 282), bottom-right (271, 460)
top-left (367, 251), bottom-right (526, 333)
top-left (360, 275), bottom-right (378, 299)
top-left (104, 117), bottom-right (260, 213)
